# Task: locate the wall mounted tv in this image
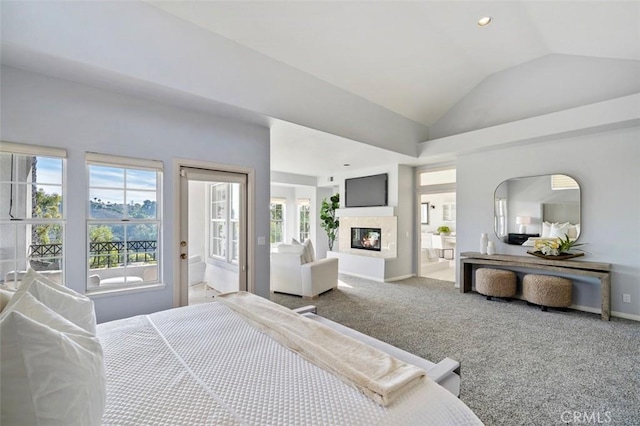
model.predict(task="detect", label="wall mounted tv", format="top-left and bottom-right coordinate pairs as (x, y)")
top-left (344, 173), bottom-right (388, 208)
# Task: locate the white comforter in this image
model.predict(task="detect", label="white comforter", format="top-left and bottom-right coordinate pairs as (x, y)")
top-left (98, 301), bottom-right (482, 425)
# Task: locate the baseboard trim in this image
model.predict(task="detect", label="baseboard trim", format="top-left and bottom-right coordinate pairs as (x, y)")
top-left (610, 310), bottom-right (640, 322)
top-left (569, 304), bottom-right (601, 314)
top-left (339, 271), bottom-right (385, 283)
top-left (385, 274), bottom-right (415, 282)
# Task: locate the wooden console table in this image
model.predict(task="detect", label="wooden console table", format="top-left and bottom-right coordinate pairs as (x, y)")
top-left (460, 252), bottom-right (612, 320)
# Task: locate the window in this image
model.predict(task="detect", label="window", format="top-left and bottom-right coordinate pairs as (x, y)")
top-left (297, 199), bottom-right (311, 242)
top-left (442, 203), bottom-right (456, 222)
top-left (209, 183), bottom-right (239, 264)
top-left (495, 198), bottom-right (507, 237)
top-left (1, 142), bottom-right (66, 287)
top-left (270, 199), bottom-right (285, 245)
top-left (551, 174), bottom-right (579, 190)
top-left (86, 153), bottom-right (162, 291)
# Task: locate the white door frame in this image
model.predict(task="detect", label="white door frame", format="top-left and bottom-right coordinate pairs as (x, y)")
top-left (173, 158), bottom-right (256, 307)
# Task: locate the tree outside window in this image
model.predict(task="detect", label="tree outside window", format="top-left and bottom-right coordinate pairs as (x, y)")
top-left (87, 156), bottom-right (162, 291)
top-left (1, 150), bottom-right (65, 285)
top-left (270, 200), bottom-right (285, 245)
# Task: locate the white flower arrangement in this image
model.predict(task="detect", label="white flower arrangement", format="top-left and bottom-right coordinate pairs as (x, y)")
top-left (533, 234), bottom-right (585, 256)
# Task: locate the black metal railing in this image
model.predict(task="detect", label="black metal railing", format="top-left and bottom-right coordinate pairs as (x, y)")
top-left (29, 241), bottom-right (157, 268)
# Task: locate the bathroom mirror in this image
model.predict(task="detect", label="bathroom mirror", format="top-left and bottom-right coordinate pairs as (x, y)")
top-left (494, 174), bottom-right (581, 245)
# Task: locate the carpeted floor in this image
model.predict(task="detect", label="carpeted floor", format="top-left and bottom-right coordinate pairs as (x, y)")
top-left (270, 275), bottom-right (640, 426)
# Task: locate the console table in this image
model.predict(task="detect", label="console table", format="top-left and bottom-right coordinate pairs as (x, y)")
top-left (460, 252), bottom-right (612, 320)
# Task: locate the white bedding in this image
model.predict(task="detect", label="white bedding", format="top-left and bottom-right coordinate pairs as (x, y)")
top-left (98, 301), bottom-right (482, 425)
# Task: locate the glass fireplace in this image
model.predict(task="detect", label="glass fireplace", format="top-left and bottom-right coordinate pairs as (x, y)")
top-left (351, 227), bottom-right (382, 252)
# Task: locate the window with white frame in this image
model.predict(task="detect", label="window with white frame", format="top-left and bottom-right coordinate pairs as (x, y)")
top-left (86, 153), bottom-right (162, 291)
top-left (209, 183), bottom-right (239, 264)
top-left (1, 142), bottom-right (66, 287)
top-left (270, 199), bottom-right (285, 245)
top-left (297, 199), bottom-right (311, 242)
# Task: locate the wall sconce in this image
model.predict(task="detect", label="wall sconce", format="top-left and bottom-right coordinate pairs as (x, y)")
top-left (516, 216), bottom-right (531, 234)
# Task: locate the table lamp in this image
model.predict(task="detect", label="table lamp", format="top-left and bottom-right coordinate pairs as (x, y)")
top-left (516, 216), bottom-right (531, 234)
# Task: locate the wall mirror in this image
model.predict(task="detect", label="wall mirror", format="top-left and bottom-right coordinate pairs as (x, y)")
top-left (494, 174), bottom-right (581, 245)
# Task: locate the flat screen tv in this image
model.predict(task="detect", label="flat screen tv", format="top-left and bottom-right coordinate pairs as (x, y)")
top-left (345, 173), bottom-right (388, 208)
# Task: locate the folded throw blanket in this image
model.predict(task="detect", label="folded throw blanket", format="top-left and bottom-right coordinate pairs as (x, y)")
top-left (216, 291), bottom-right (427, 406)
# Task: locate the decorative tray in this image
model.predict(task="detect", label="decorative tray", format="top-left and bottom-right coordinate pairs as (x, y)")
top-left (526, 251), bottom-right (585, 260)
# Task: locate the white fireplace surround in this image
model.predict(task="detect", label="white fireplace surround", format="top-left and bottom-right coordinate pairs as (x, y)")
top-left (338, 216), bottom-right (397, 258)
top-left (327, 207), bottom-right (399, 282)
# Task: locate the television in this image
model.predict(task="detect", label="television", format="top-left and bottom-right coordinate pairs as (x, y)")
top-left (344, 173), bottom-right (388, 208)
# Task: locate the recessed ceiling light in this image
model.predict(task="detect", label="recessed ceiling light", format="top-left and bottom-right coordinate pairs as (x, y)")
top-left (343, 163), bottom-right (350, 167)
top-left (477, 16), bottom-right (492, 27)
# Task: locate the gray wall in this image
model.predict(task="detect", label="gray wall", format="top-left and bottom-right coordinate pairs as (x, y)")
top-left (457, 125), bottom-right (640, 318)
top-left (385, 165), bottom-right (415, 281)
top-left (1, 66), bottom-right (271, 322)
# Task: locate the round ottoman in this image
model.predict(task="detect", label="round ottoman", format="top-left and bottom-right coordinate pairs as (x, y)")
top-left (476, 268), bottom-right (517, 300)
top-left (523, 274), bottom-right (572, 311)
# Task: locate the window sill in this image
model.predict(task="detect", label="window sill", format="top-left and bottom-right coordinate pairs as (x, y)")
top-left (86, 282), bottom-right (166, 298)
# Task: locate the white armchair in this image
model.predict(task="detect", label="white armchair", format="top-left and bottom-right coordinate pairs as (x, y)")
top-left (271, 243), bottom-right (338, 299)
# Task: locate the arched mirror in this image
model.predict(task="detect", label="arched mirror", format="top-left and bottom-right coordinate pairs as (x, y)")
top-left (494, 174), bottom-right (581, 246)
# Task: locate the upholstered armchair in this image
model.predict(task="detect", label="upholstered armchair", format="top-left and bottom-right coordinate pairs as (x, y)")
top-left (270, 240), bottom-right (338, 299)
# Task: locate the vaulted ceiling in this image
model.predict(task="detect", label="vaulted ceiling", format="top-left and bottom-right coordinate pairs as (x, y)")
top-left (149, 1), bottom-right (640, 127)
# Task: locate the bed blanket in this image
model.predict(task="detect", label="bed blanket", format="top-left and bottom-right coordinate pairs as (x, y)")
top-left (217, 291), bottom-right (425, 406)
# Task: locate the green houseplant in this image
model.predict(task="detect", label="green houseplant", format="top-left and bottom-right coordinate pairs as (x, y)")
top-left (436, 225), bottom-right (451, 235)
top-left (320, 193), bottom-right (340, 251)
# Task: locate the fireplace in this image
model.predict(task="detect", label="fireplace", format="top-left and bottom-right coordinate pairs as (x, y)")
top-left (351, 227), bottom-right (382, 252)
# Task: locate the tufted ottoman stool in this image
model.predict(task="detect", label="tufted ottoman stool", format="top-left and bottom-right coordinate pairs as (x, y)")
top-left (523, 274), bottom-right (572, 311)
top-left (475, 268), bottom-right (517, 301)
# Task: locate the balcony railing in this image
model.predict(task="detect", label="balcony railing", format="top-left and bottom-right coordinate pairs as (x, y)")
top-left (30, 241), bottom-right (157, 268)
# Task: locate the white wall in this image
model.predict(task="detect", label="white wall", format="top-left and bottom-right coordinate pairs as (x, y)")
top-left (457, 125), bottom-right (640, 319)
top-left (0, 66), bottom-right (271, 322)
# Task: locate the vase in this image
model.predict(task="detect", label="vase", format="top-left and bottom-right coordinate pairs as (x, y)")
top-left (480, 233), bottom-right (488, 254)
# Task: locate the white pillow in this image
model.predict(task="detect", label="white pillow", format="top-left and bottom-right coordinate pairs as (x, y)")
top-left (277, 243), bottom-right (305, 255)
top-left (549, 222), bottom-right (571, 238)
top-left (303, 239), bottom-right (316, 264)
top-left (0, 291), bottom-right (106, 426)
top-left (20, 269), bottom-right (97, 334)
top-left (0, 288), bottom-right (13, 312)
top-left (541, 221), bottom-right (553, 238)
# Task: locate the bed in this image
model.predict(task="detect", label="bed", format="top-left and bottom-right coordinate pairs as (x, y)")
top-left (522, 203), bottom-right (580, 247)
top-left (1, 269), bottom-right (483, 425)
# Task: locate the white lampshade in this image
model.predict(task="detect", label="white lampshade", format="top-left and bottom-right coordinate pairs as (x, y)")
top-left (516, 216), bottom-right (531, 233)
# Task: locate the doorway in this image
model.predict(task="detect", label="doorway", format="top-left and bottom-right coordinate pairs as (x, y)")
top-left (419, 192), bottom-right (456, 282)
top-left (416, 167), bottom-right (456, 283)
top-left (178, 165), bottom-right (249, 306)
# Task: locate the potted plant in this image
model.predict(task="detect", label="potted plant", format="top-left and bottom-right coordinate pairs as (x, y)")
top-left (436, 225), bottom-right (451, 236)
top-left (320, 193), bottom-right (340, 251)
